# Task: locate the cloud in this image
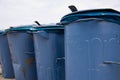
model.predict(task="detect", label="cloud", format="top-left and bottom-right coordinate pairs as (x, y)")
top-left (0, 0), bottom-right (120, 29)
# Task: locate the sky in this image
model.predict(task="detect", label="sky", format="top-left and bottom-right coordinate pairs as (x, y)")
top-left (0, 0), bottom-right (120, 29)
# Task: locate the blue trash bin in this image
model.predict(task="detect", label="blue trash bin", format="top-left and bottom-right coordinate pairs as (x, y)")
top-left (61, 9), bottom-right (120, 80)
top-left (33, 25), bottom-right (65, 80)
top-left (0, 31), bottom-right (14, 78)
top-left (6, 25), bottom-right (37, 80)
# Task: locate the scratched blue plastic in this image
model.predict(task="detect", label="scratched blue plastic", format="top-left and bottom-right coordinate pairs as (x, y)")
top-left (61, 9), bottom-right (120, 80)
top-left (33, 25), bottom-right (65, 80)
top-left (0, 31), bottom-right (14, 78)
top-left (7, 25), bottom-right (37, 80)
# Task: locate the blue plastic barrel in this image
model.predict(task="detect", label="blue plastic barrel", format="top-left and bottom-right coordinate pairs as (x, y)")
top-left (61, 9), bottom-right (120, 80)
top-left (0, 31), bottom-right (14, 78)
top-left (33, 25), bottom-right (65, 80)
top-left (6, 25), bottom-right (37, 80)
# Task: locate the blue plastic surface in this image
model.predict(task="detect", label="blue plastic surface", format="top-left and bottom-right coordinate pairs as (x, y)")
top-left (7, 27), bottom-right (37, 80)
top-left (6, 25), bottom-right (34, 31)
top-left (61, 9), bottom-right (120, 25)
top-left (64, 18), bottom-right (120, 80)
top-left (33, 25), bottom-right (65, 80)
top-left (0, 32), bottom-right (14, 78)
top-left (61, 9), bottom-right (120, 80)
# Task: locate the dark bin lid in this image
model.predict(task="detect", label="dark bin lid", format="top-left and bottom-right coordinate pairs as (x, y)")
top-left (6, 25), bottom-right (35, 31)
top-left (0, 31), bottom-right (4, 35)
top-left (5, 24), bottom-right (64, 33)
top-left (60, 8), bottom-right (120, 25)
top-left (5, 25), bottom-right (36, 34)
top-left (34, 25), bottom-right (64, 33)
top-left (0, 31), bottom-right (4, 34)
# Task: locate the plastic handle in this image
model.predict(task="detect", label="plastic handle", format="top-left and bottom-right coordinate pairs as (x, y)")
top-left (24, 52), bottom-right (34, 55)
top-left (56, 57), bottom-right (65, 63)
top-left (34, 21), bottom-right (41, 26)
top-left (104, 61), bottom-right (120, 65)
top-left (27, 31), bottom-right (49, 39)
top-left (38, 31), bottom-right (49, 39)
top-left (26, 31), bottom-right (38, 34)
top-left (68, 5), bottom-right (78, 12)
top-left (0, 33), bottom-right (6, 36)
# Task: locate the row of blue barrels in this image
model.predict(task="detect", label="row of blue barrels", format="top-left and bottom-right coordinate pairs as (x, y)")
top-left (1, 6), bottom-right (120, 80)
top-left (0, 31), bottom-right (14, 78)
top-left (0, 25), bottom-right (65, 80)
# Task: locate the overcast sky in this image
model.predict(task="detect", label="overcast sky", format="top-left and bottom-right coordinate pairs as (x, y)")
top-left (0, 0), bottom-right (120, 29)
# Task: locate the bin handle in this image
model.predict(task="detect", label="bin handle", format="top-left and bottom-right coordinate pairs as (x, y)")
top-left (68, 5), bottom-right (78, 12)
top-left (0, 33), bottom-right (6, 36)
top-left (38, 31), bottom-right (49, 39)
top-left (27, 31), bottom-right (49, 39)
top-left (103, 61), bottom-right (120, 65)
top-left (24, 52), bottom-right (34, 55)
top-left (34, 21), bottom-right (41, 26)
top-left (56, 57), bottom-right (65, 63)
top-left (26, 31), bottom-right (39, 34)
